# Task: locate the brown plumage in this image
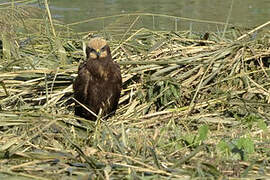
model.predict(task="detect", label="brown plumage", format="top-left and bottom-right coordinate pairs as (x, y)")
top-left (73, 38), bottom-right (122, 120)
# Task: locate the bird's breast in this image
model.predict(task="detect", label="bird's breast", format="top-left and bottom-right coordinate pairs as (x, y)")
top-left (86, 60), bottom-right (110, 81)
top-left (96, 65), bottom-right (109, 81)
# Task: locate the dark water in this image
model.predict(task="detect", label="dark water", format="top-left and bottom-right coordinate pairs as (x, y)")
top-left (1, 0), bottom-right (270, 32)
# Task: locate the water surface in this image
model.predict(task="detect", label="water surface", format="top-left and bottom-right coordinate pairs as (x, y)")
top-left (49, 0), bottom-right (269, 32)
top-left (1, 0), bottom-right (269, 32)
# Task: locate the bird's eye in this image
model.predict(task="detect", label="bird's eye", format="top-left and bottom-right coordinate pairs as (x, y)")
top-left (86, 47), bottom-right (96, 58)
top-left (101, 46), bottom-right (106, 52)
top-left (86, 47), bottom-right (95, 53)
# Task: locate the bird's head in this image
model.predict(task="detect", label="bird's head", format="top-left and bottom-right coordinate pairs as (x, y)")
top-left (85, 38), bottom-right (111, 60)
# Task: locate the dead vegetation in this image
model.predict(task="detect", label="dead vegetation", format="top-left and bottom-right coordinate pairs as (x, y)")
top-left (0, 1), bottom-right (270, 179)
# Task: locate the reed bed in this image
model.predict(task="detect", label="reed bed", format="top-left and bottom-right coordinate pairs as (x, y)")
top-left (0, 2), bottom-right (270, 179)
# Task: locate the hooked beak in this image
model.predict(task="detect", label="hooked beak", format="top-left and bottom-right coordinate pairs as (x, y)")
top-left (96, 49), bottom-right (100, 58)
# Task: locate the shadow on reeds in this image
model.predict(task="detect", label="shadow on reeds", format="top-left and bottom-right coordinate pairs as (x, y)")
top-left (0, 1), bottom-right (270, 179)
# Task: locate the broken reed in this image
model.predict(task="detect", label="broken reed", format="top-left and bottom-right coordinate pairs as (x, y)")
top-left (1, 27), bottom-right (269, 119)
top-left (1, 3), bottom-right (270, 179)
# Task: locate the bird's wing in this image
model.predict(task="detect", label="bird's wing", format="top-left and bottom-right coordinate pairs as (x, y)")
top-left (113, 62), bottom-right (122, 84)
top-left (108, 62), bottom-right (122, 114)
top-left (73, 63), bottom-right (91, 102)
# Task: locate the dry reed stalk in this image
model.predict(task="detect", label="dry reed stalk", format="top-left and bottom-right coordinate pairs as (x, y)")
top-left (0, 3), bottom-right (270, 179)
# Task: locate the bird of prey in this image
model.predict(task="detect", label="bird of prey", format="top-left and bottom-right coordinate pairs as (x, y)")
top-left (73, 37), bottom-right (122, 120)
